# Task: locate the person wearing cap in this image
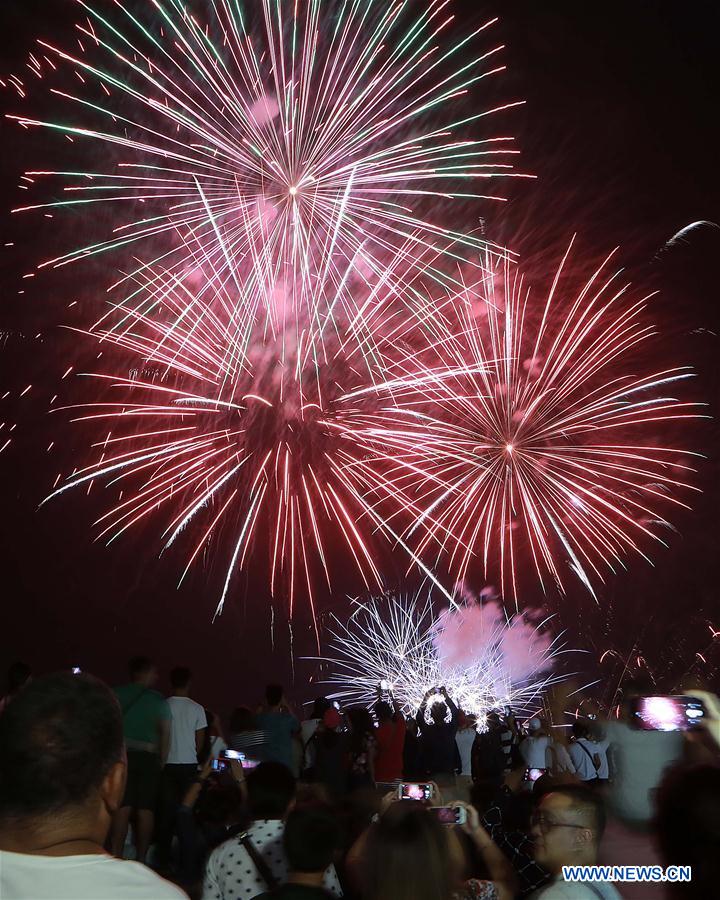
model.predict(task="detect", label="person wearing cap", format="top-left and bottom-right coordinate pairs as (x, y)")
top-left (520, 718), bottom-right (551, 770)
top-left (312, 708), bottom-right (348, 801)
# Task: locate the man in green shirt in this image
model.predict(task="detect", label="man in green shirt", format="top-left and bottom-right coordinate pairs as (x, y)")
top-left (110, 656), bottom-right (171, 864)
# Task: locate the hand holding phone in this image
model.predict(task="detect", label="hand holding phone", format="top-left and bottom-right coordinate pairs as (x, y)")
top-left (631, 695), bottom-right (706, 731)
top-left (222, 750), bottom-right (245, 761)
top-left (430, 806), bottom-right (467, 825)
top-left (398, 782), bottom-right (433, 801)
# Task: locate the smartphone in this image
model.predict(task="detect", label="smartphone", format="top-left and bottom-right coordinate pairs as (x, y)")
top-left (332, 700), bottom-right (341, 710)
top-left (222, 750), bottom-right (245, 761)
top-left (240, 758), bottom-right (260, 769)
top-left (631, 695), bottom-right (706, 731)
top-left (524, 767), bottom-right (547, 783)
top-left (211, 757), bottom-right (229, 772)
top-left (504, 705), bottom-right (511, 717)
top-left (430, 806), bottom-right (467, 825)
top-left (398, 782), bottom-right (433, 801)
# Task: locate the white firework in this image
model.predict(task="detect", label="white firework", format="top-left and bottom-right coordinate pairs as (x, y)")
top-left (318, 592), bottom-right (577, 721)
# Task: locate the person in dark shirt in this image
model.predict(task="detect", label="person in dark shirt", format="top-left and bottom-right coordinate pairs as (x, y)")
top-left (255, 805), bottom-right (341, 900)
top-left (312, 709), bottom-right (348, 801)
top-left (415, 687), bottom-right (459, 784)
top-left (373, 691), bottom-right (406, 783)
top-left (402, 716), bottom-right (423, 780)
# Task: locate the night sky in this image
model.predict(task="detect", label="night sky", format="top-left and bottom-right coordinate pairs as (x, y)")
top-left (1, 1), bottom-right (718, 716)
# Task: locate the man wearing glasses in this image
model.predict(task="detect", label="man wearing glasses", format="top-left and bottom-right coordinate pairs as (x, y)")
top-left (529, 786), bottom-right (620, 899)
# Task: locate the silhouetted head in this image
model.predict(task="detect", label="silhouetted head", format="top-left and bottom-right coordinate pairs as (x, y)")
top-left (0, 672), bottom-right (125, 841)
top-left (246, 762), bottom-right (296, 820)
top-left (265, 684), bottom-right (283, 707)
top-left (128, 656), bottom-right (156, 686)
top-left (170, 666), bottom-right (192, 692)
top-left (310, 697), bottom-right (331, 720)
top-left (430, 701), bottom-right (447, 725)
top-left (6, 662), bottom-right (31, 696)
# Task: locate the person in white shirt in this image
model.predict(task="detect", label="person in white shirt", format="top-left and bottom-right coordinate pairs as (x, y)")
top-left (520, 718), bottom-right (551, 769)
top-left (529, 786), bottom-right (620, 899)
top-left (547, 738), bottom-right (576, 776)
top-left (454, 713), bottom-right (478, 800)
top-left (157, 666), bottom-right (207, 867)
top-left (568, 721), bottom-right (601, 782)
top-left (203, 761), bottom-right (343, 900)
top-left (0, 671), bottom-right (185, 900)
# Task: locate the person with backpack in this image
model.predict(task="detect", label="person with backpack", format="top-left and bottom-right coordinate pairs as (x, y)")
top-left (202, 762), bottom-right (343, 900)
top-left (568, 721), bottom-right (602, 783)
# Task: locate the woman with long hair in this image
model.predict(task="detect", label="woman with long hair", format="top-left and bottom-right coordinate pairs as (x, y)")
top-left (354, 799), bottom-right (516, 900)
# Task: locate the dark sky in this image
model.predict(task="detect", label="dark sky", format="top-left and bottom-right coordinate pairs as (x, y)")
top-left (0, 1), bottom-right (718, 716)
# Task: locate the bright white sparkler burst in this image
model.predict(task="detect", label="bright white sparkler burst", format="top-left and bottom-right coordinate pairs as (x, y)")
top-left (319, 592), bottom-right (576, 719)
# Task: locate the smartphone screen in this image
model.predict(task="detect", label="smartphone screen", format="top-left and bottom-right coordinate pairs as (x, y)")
top-left (430, 806), bottom-right (464, 824)
top-left (632, 696), bottom-right (706, 731)
top-left (212, 758), bottom-right (229, 772)
top-left (399, 782), bottom-right (433, 801)
top-left (240, 758), bottom-right (260, 769)
top-left (223, 750), bottom-right (245, 761)
top-left (525, 767), bottom-right (547, 782)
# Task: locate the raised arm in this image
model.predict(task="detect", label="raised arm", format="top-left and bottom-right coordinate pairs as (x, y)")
top-left (456, 802), bottom-right (518, 900)
top-left (440, 687), bottom-right (459, 726)
top-left (390, 691), bottom-right (403, 720)
top-left (416, 689), bottom-right (432, 730)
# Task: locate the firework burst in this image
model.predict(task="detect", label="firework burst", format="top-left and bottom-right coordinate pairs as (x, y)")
top-left (8, 0), bottom-right (526, 293)
top-left (42, 261), bottom-right (412, 631)
top-left (352, 240), bottom-right (705, 604)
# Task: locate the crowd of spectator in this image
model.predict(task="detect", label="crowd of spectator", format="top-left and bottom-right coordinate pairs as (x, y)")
top-left (0, 661), bottom-right (717, 900)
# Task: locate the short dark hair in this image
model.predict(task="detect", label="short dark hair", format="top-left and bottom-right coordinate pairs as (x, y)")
top-left (621, 674), bottom-right (654, 699)
top-left (7, 661), bottom-right (31, 693)
top-left (265, 684), bottom-right (283, 706)
top-left (0, 673), bottom-right (123, 819)
top-left (548, 785), bottom-right (607, 842)
top-left (170, 666), bottom-right (192, 689)
top-left (571, 720), bottom-right (590, 740)
top-left (284, 805), bottom-right (340, 872)
top-left (230, 706), bottom-right (256, 734)
top-left (129, 656), bottom-right (153, 679)
top-left (310, 697), bottom-right (331, 719)
top-left (246, 761), bottom-right (296, 819)
top-left (374, 700), bottom-right (393, 722)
